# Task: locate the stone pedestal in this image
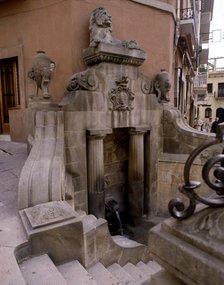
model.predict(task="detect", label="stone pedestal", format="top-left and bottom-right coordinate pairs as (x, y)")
top-left (87, 129), bottom-right (112, 218)
top-left (19, 201), bottom-right (84, 264)
top-left (148, 206), bottom-right (224, 285)
top-left (128, 126), bottom-right (149, 219)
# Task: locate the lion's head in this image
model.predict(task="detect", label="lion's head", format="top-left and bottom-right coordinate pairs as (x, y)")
top-left (90, 7), bottom-right (112, 30)
top-left (89, 7), bottom-right (113, 46)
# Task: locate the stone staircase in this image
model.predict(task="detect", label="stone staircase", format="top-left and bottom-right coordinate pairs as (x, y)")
top-left (19, 253), bottom-right (162, 285)
top-left (17, 204), bottom-right (185, 285)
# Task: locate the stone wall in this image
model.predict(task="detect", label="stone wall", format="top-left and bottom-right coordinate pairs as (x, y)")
top-left (156, 153), bottom-right (212, 216)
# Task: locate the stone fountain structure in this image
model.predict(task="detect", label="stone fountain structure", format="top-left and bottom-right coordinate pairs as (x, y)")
top-left (4, 6), bottom-right (224, 285)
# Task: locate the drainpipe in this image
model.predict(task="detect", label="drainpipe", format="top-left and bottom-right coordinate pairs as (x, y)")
top-left (178, 52), bottom-right (186, 112)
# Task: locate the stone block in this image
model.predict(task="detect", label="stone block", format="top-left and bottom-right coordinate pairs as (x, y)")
top-left (148, 207), bottom-right (224, 285)
top-left (19, 201), bottom-right (85, 264)
top-left (73, 175), bottom-right (87, 191)
top-left (65, 145), bottom-right (86, 164)
top-left (64, 131), bottom-right (86, 148)
top-left (66, 161), bottom-right (87, 177)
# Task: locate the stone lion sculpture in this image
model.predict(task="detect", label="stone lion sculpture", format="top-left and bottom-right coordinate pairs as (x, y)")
top-left (89, 7), bottom-right (139, 49)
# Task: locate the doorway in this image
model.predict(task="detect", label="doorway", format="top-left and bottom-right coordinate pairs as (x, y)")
top-left (0, 57), bottom-right (20, 133)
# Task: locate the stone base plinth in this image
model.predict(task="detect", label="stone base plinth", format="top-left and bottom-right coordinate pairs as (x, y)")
top-left (19, 201), bottom-right (84, 264)
top-left (148, 206), bottom-right (224, 285)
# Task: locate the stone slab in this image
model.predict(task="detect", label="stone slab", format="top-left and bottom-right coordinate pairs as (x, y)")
top-left (19, 254), bottom-right (67, 285)
top-left (87, 262), bottom-right (120, 285)
top-left (123, 262), bottom-right (151, 284)
top-left (107, 263), bottom-right (139, 285)
top-left (0, 246), bottom-right (26, 285)
top-left (24, 201), bottom-right (77, 229)
top-left (58, 260), bottom-right (98, 285)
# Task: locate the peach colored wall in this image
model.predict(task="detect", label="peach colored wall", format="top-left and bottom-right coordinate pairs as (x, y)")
top-left (0, 0), bottom-right (175, 139)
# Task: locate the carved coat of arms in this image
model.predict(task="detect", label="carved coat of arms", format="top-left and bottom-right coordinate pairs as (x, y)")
top-left (109, 76), bottom-right (135, 111)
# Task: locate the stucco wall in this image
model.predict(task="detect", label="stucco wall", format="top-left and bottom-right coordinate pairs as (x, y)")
top-left (0, 0), bottom-right (175, 141)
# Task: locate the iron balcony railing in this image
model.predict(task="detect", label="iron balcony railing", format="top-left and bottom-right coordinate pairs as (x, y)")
top-left (180, 7), bottom-right (194, 20)
top-left (193, 73), bottom-right (208, 89)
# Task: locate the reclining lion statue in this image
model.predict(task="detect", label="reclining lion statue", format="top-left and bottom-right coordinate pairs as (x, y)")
top-left (89, 6), bottom-right (139, 49)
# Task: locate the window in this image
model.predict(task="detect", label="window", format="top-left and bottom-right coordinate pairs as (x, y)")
top-left (205, 107), bottom-right (212, 118)
top-left (0, 57), bottom-right (20, 133)
top-left (207, 83), bottom-right (213, 93)
top-left (218, 83), bottom-right (224, 97)
top-left (198, 94), bottom-right (206, 101)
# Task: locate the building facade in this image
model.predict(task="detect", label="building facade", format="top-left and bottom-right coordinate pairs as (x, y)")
top-left (0, 0), bottom-right (213, 140)
top-left (197, 58), bottom-right (224, 127)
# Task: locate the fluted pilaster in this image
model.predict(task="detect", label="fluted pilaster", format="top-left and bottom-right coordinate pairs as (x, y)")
top-left (87, 129), bottom-right (112, 218)
top-left (128, 126), bottom-right (149, 220)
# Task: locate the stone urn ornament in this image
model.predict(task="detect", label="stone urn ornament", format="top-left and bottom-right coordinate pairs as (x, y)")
top-left (28, 51), bottom-right (55, 99)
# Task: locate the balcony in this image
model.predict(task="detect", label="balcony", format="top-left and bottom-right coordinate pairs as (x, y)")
top-left (180, 7), bottom-right (198, 44)
top-left (193, 72), bottom-right (208, 94)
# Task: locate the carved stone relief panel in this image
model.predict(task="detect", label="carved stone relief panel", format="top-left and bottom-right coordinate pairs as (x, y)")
top-left (109, 76), bottom-right (135, 111)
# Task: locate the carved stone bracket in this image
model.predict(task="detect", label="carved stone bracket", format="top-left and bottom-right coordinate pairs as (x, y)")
top-left (109, 76), bottom-right (135, 111)
top-left (67, 70), bottom-right (98, 91)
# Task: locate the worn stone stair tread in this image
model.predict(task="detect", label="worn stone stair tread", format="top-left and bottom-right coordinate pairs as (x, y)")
top-left (112, 235), bottom-right (143, 248)
top-left (146, 261), bottom-right (162, 273)
top-left (1, 247), bottom-right (26, 285)
top-left (19, 254), bottom-right (67, 285)
top-left (123, 262), bottom-right (151, 285)
top-left (107, 263), bottom-right (140, 285)
top-left (88, 262), bottom-right (121, 285)
top-left (136, 261), bottom-right (155, 276)
top-left (58, 260), bottom-right (98, 285)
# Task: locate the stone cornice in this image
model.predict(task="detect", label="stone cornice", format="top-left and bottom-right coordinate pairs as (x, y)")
top-left (130, 0), bottom-right (176, 21)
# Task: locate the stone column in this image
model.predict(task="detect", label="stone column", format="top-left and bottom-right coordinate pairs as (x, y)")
top-left (128, 126), bottom-right (149, 220)
top-left (87, 129), bottom-right (112, 218)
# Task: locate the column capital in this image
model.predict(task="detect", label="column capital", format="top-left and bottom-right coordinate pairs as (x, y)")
top-left (129, 126), bottom-right (150, 135)
top-left (87, 128), bottom-right (112, 139)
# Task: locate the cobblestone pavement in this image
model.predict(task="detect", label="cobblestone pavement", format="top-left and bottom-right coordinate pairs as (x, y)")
top-left (0, 139), bottom-right (27, 220)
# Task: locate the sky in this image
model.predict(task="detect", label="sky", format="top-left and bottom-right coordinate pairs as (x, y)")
top-left (208, 0), bottom-right (224, 59)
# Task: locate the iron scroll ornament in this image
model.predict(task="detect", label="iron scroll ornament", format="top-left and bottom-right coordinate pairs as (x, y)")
top-left (168, 123), bottom-right (224, 219)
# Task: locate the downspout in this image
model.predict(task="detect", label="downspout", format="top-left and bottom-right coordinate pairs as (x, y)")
top-left (179, 52), bottom-right (186, 112)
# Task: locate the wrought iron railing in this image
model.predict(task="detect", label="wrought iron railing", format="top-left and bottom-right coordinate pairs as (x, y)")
top-left (169, 123), bottom-right (224, 219)
top-left (193, 73), bottom-right (207, 89)
top-left (180, 7), bottom-right (194, 20)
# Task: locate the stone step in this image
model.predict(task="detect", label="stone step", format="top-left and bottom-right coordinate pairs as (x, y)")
top-left (19, 254), bottom-right (67, 285)
top-left (123, 262), bottom-right (151, 285)
top-left (107, 263), bottom-right (140, 285)
top-left (147, 261), bottom-right (162, 274)
top-left (136, 261), bottom-right (155, 275)
top-left (58, 260), bottom-right (98, 285)
top-left (112, 235), bottom-right (143, 248)
top-left (88, 262), bottom-right (120, 285)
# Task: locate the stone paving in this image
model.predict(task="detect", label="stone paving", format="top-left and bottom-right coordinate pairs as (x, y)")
top-left (0, 138), bottom-right (27, 220)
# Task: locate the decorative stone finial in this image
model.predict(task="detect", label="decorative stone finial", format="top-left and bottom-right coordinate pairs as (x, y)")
top-left (28, 51), bottom-right (55, 99)
top-left (154, 69), bottom-right (171, 103)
